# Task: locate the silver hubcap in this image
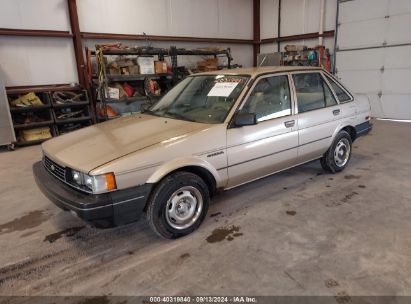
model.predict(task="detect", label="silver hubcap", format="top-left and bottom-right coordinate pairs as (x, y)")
top-left (334, 138), bottom-right (351, 167)
top-left (166, 186), bottom-right (203, 230)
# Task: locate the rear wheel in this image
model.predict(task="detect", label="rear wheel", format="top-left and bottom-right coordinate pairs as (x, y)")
top-left (146, 171), bottom-right (210, 239)
top-left (321, 130), bottom-right (352, 173)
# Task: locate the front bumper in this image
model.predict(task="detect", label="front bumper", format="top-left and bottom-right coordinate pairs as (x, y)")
top-left (33, 161), bottom-right (152, 226)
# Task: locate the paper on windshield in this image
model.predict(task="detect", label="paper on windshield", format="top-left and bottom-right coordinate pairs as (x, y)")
top-left (207, 82), bottom-right (238, 97)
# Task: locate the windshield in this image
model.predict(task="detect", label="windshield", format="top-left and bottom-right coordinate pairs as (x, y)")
top-left (147, 75), bottom-right (250, 123)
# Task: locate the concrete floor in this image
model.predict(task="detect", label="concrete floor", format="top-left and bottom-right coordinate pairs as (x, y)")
top-left (0, 119), bottom-right (410, 297)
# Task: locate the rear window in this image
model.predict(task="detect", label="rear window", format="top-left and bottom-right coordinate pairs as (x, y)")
top-left (325, 75), bottom-right (352, 103)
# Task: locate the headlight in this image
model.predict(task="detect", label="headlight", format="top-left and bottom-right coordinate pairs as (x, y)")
top-left (70, 170), bottom-right (117, 194)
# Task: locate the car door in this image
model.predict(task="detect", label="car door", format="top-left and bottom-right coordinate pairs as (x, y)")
top-left (291, 71), bottom-right (341, 163)
top-left (226, 73), bottom-right (298, 188)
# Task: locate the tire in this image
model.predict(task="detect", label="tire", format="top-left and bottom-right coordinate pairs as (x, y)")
top-left (146, 171), bottom-right (210, 239)
top-left (321, 130), bottom-right (353, 173)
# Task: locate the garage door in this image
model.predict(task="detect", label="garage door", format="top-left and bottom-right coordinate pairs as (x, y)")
top-left (335, 0), bottom-right (411, 119)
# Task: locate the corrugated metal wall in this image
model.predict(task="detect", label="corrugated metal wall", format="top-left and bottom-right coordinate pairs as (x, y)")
top-left (260, 0), bottom-right (337, 53)
top-left (0, 0), bottom-right (254, 86)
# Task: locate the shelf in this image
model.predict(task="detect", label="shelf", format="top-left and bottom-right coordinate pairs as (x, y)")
top-left (106, 74), bottom-right (171, 82)
top-left (95, 48), bottom-right (170, 56)
top-left (9, 104), bottom-right (51, 113)
top-left (98, 115), bottom-right (120, 121)
top-left (6, 84), bottom-right (80, 95)
top-left (52, 101), bottom-right (90, 108)
top-left (93, 47), bottom-right (231, 57)
top-left (97, 111), bottom-right (144, 120)
top-left (174, 49), bottom-right (230, 56)
top-left (107, 113), bottom-right (140, 119)
top-left (103, 96), bottom-right (149, 103)
top-left (13, 120), bottom-right (54, 130)
top-left (6, 88), bottom-right (93, 147)
top-left (15, 138), bottom-right (50, 147)
top-left (54, 116), bottom-right (92, 125)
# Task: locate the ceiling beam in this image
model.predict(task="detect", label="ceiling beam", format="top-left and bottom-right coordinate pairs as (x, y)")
top-left (0, 28), bottom-right (72, 38)
top-left (81, 32), bottom-right (253, 45)
top-left (261, 30), bottom-right (335, 44)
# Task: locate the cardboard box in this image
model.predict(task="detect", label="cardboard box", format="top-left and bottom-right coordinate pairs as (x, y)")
top-left (284, 45), bottom-right (307, 52)
top-left (154, 61), bottom-right (167, 74)
top-left (108, 67), bottom-right (121, 75)
top-left (137, 57), bottom-right (155, 74)
top-left (197, 58), bottom-right (219, 72)
top-left (107, 87), bottom-right (120, 100)
top-left (128, 65), bottom-right (139, 75)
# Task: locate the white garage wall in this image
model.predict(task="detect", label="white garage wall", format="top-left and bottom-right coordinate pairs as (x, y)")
top-left (78, 0), bottom-right (253, 40)
top-left (260, 0), bottom-right (337, 41)
top-left (0, 0), bottom-right (70, 31)
top-left (260, 0), bottom-right (279, 39)
top-left (0, 0), bottom-right (76, 86)
top-left (0, 0), bottom-right (253, 87)
top-left (0, 36), bottom-right (78, 86)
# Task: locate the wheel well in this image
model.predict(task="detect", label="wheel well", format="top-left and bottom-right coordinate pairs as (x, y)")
top-left (342, 126), bottom-right (357, 142)
top-left (164, 166), bottom-right (217, 196)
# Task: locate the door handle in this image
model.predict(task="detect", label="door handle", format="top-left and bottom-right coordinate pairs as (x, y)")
top-left (284, 120), bottom-right (295, 128)
top-left (333, 109), bottom-right (341, 116)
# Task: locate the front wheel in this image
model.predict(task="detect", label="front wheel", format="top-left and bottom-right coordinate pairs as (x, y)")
top-left (146, 171), bottom-right (210, 239)
top-left (321, 130), bottom-right (352, 173)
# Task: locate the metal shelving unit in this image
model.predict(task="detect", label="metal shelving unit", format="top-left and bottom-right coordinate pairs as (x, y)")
top-left (50, 90), bottom-right (93, 136)
top-left (5, 88), bottom-right (93, 147)
top-left (0, 81), bottom-right (16, 150)
top-left (7, 92), bottom-right (55, 147)
top-left (91, 45), bottom-right (233, 121)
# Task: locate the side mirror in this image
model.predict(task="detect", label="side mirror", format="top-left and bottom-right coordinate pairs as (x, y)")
top-left (234, 112), bottom-right (257, 127)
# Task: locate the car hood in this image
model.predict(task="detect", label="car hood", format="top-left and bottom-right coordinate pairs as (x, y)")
top-left (42, 114), bottom-right (212, 173)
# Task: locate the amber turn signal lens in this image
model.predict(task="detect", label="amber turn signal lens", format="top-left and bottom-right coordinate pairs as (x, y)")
top-left (105, 173), bottom-right (117, 191)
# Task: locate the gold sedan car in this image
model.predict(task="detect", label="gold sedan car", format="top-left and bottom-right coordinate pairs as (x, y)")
top-left (33, 67), bottom-right (372, 238)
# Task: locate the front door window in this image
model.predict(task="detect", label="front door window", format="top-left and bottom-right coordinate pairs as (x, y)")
top-left (242, 75), bottom-right (292, 122)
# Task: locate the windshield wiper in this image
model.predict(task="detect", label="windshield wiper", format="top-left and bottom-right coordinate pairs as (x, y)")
top-left (164, 111), bottom-right (196, 122)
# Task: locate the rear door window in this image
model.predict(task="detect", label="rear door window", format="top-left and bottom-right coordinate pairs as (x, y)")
top-left (293, 73), bottom-right (340, 113)
top-left (323, 79), bottom-right (338, 107)
top-left (292, 73), bottom-right (326, 113)
top-left (324, 74), bottom-right (352, 103)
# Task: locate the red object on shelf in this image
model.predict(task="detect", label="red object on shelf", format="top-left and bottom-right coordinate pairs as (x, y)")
top-left (325, 49), bottom-right (331, 72)
top-left (123, 83), bottom-right (135, 97)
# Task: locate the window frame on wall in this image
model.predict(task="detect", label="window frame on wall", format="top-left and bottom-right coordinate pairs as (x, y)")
top-left (290, 71), bottom-right (342, 114)
top-left (238, 73), bottom-right (295, 123)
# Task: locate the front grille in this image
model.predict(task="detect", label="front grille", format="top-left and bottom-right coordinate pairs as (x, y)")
top-left (44, 156), bottom-right (66, 181)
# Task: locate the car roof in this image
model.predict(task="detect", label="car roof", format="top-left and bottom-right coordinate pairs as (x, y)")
top-left (195, 66), bottom-right (324, 77)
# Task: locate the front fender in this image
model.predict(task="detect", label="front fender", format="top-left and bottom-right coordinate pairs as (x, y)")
top-left (146, 157), bottom-right (225, 188)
